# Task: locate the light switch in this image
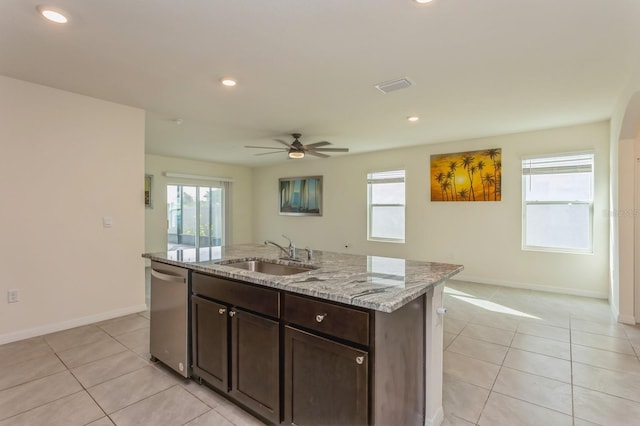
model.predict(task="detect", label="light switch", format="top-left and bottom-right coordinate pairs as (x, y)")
top-left (103, 216), bottom-right (113, 228)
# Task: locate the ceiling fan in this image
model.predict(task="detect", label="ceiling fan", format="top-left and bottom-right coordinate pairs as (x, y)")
top-left (245, 133), bottom-right (349, 159)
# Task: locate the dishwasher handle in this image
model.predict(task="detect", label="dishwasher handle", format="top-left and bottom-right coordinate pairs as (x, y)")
top-left (151, 269), bottom-right (186, 284)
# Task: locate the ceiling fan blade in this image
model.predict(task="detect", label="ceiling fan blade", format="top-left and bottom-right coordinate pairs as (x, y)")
top-left (274, 138), bottom-right (293, 148)
top-left (304, 141), bottom-right (331, 148)
top-left (255, 150), bottom-right (286, 156)
top-left (306, 151), bottom-right (330, 158)
top-left (244, 145), bottom-right (288, 150)
top-left (309, 147), bottom-right (349, 152)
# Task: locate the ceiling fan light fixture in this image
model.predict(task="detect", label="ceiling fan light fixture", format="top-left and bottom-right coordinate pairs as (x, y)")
top-left (288, 150), bottom-right (305, 159)
top-left (37, 5), bottom-right (69, 23)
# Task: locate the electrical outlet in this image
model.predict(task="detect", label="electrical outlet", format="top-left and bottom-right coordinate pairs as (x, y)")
top-left (8, 289), bottom-right (19, 303)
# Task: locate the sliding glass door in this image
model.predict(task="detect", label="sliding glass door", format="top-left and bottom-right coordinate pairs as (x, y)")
top-left (167, 185), bottom-right (223, 250)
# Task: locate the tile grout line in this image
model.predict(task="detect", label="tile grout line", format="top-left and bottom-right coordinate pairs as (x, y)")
top-left (488, 388), bottom-right (576, 419)
top-left (57, 347), bottom-right (112, 423)
top-left (569, 315), bottom-right (575, 426)
top-left (473, 318), bottom-right (516, 425)
top-left (48, 320), bottom-right (152, 424)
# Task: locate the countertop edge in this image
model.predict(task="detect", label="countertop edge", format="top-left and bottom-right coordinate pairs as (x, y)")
top-left (143, 250), bottom-right (464, 313)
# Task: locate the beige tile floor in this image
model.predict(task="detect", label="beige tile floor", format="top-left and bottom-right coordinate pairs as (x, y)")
top-left (0, 312), bottom-right (265, 426)
top-left (1, 280), bottom-right (639, 425)
top-left (442, 280), bottom-right (640, 426)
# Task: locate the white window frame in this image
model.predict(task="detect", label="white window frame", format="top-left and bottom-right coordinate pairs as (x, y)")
top-left (521, 151), bottom-right (594, 254)
top-left (367, 169), bottom-right (406, 243)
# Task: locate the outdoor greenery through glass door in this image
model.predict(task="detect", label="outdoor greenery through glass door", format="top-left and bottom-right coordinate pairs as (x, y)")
top-left (167, 185), bottom-right (223, 250)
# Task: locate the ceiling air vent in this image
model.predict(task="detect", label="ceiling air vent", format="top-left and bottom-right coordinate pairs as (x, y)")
top-left (374, 77), bottom-right (414, 94)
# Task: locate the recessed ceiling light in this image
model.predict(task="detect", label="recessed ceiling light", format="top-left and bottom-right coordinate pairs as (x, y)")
top-left (36, 5), bottom-right (69, 24)
top-left (415, 0), bottom-right (434, 4)
top-left (407, 116), bottom-right (420, 122)
top-left (221, 78), bottom-right (237, 87)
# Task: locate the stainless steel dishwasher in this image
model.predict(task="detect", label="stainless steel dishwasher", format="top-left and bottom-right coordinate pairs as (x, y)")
top-left (150, 261), bottom-right (190, 377)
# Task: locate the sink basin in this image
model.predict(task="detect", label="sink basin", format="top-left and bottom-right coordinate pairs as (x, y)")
top-left (224, 259), bottom-right (314, 276)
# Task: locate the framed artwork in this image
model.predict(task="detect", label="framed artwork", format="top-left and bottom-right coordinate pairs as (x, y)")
top-left (145, 174), bottom-right (153, 208)
top-left (279, 176), bottom-right (322, 216)
top-left (430, 148), bottom-right (501, 202)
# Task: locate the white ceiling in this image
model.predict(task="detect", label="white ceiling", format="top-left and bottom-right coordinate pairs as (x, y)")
top-left (2, 0), bottom-right (638, 167)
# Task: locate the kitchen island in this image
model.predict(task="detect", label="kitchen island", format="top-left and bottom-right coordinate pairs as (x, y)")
top-left (143, 244), bottom-right (463, 426)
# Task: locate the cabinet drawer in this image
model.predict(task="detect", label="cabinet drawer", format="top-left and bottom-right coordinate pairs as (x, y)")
top-left (283, 293), bottom-right (369, 346)
top-left (192, 273), bottom-right (280, 318)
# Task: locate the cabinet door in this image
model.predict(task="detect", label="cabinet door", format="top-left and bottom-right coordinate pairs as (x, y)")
top-left (284, 326), bottom-right (368, 426)
top-left (191, 295), bottom-right (228, 391)
top-left (230, 308), bottom-right (280, 424)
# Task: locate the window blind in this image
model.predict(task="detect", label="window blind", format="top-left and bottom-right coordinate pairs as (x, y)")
top-left (522, 154), bottom-right (593, 175)
top-left (367, 169), bottom-right (405, 184)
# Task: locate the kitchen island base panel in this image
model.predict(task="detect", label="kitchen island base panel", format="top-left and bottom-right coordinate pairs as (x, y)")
top-left (425, 283), bottom-right (445, 426)
top-left (187, 279), bottom-right (446, 425)
top-left (372, 296), bottom-right (425, 426)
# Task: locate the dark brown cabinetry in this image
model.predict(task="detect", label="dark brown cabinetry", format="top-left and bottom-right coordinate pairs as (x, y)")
top-left (230, 308), bottom-right (279, 422)
top-left (282, 293), bottom-right (370, 426)
top-left (284, 326), bottom-right (368, 426)
top-left (190, 270), bottom-right (426, 426)
top-left (283, 293), bottom-right (369, 346)
top-left (191, 273), bottom-right (280, 424)
top-left (191, 295), bottom-right (227, 390)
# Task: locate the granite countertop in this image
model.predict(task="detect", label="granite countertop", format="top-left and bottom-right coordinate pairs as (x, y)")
top-left (143, 244), bottom-right (463, 313)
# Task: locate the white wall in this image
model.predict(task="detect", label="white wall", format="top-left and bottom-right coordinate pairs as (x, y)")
top-left (0, 75), bottom-right (146, 343)
top-left (616, 138), bottom-right (637, 323)
top-left (253, 121), bottom-right (610, 298)
top-left (144, 154), bottom-right (253, 255)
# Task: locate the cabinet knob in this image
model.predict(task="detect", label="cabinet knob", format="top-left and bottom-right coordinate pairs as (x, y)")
top-left (315, 313), bottom-right (327, 323)
top-left (355, 356), bottom-right (365, 365)
top-left (229, 310), bottom-right (236, 317)
top-left (218, 308), bottom-right (226, 315)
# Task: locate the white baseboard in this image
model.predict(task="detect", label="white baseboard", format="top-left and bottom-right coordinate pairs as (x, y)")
top-left (610, 305), bottom-right (637, 324)
top-left (617, 313), bottom-right (637, 325)
top-left (425, 406), bottom-right (444, 426)
top-left (455, 274), bottom-right (609, 299)
top-left (611, 303), bottom-right (621, 322)
top-left (0, 304), bottom-right (148, 345)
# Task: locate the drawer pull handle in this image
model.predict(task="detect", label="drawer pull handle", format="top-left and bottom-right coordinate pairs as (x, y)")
top-left (229, 310), bottom-right (236, 317)
top-left (315, 313), bottom-right (327, 323)
top-left (355, 356), bottom-right (365, 365)
top-left (218, 308), bottom-right (226, 315)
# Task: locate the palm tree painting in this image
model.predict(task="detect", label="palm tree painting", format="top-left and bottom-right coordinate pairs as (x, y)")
top-left (430, 148), bottom-right (501, 202)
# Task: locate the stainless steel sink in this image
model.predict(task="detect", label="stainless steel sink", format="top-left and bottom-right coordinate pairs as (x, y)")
top-left (224, 259), bottom-right (314, 276)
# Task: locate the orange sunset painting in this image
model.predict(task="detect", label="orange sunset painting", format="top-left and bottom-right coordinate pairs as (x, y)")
top-left (430, 148), bottom-right (502, 202)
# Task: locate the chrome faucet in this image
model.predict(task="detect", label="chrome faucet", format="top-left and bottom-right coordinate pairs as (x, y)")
top-left (265, 235), bottom-right (296, 259)
top-left (304, 246), bottom-right (313, 261)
